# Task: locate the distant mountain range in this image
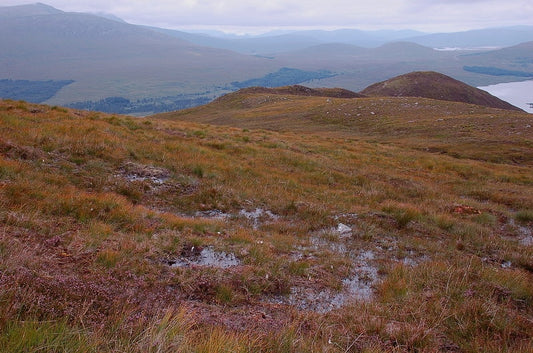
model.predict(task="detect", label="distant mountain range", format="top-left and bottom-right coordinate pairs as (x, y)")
top-left (405, 26), bottom-right (533, 49)
top-left (0, 3), bottom-right (277, 108)
top-left (148, 27), bottom-right (429, 55)
top-left (150, 25), bottom-right (533, 55)
top-left (1, 3), bottom-right (532, 114)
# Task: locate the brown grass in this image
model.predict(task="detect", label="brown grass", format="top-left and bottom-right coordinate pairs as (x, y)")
top-left (1, 98), bottom-right (532, 351)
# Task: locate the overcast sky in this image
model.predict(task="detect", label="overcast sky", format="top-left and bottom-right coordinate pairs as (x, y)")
top-left (2, 0), bottom-right (532, 34)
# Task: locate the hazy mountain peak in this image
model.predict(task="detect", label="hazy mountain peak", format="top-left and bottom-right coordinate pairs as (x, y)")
top-left (0, 2), bottom-right (63, 17)
top-left (92, 12), bottom-right (126, 23)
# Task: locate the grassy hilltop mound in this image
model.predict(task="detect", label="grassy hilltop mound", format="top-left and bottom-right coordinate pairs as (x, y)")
top-left (1, 98), bottom-right (532, 352)
top-left (360, 71), bottom-right (522, 111)
top-left (224, 85), bottom-right (365, 99)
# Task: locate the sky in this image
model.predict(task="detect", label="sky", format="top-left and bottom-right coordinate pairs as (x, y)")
top-left (2, 0), bottom-right (533, 34)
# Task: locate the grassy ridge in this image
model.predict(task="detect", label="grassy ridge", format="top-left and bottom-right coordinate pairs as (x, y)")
top-left (1, 99), bottom-right (532, 351)
top-left (155, 92), bottom-right (533, 165)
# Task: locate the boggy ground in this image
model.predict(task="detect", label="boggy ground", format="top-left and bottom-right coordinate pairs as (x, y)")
top-left (0, 99), bottom-right (532, 352)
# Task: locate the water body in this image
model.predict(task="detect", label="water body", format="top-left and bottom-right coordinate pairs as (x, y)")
top-left (434, 46), bottom-right (501, 52)
top-left (170, 247), bottom-right (240, 269)
top-left (478, 80), bottom-right (533, 113)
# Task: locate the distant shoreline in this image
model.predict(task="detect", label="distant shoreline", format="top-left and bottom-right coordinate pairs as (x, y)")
top-left (479, 79), bottom-right (533, 113)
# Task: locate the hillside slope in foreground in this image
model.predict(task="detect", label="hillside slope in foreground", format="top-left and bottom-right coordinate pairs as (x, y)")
top-left (1, 99), bottom-right (532, 352)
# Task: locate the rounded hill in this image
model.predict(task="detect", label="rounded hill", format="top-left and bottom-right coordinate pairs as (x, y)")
top-left (360, 71), bottom-right (522, 111)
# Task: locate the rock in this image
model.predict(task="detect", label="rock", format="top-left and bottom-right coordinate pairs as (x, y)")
top-left (45, 235), bottom-right (61, 247)
top-left (336, 223), bottom-right (352, 236)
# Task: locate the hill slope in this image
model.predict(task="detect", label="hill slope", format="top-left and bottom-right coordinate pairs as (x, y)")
top-left (460, 41), bottom-right (533, 79)
top-left (0, 2), bottom-right (62, 17)
top-left (223, 85), bottom-right (365, 98)
top-left (0, 3), bottom-right (277, 105)
top-left (360, 71), bottom-right (522, 111)
top-left (406, 26), bottom-right (533, 48)
top-left (1, 98), bottom-right (532, 351)
top-left (154, 83), bottom-right (532, 165)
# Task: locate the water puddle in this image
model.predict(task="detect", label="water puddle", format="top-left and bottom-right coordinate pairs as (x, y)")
top-left (308, 235), bottom-right (348, 254)
top-left (194, 210), bottom-right (231, 220)
top-left (396, 250), bottom-right (430, 267)
top-left (516, 224), bottom-right (533, 246)
top-left (520, 235), bottom-right (533, 246)
top-left (305, 222), bottom-right (357, 254)
top-left (238, 208), bottom-right (279, 229)
top-left (504, 219), bottom-right (533, 246)
top-left (184, 208), bottom-right (279, 229)
top-left (169, 246), bottom-right (240, 269)
top-left (270, 250), bottom-right (379, 313)
top-left (118, 162), bottom-right (170, 185)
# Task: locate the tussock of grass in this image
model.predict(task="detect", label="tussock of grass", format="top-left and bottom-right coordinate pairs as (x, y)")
top-left (515, 209), bottom-right (533, 223)
top-left (0, 320), bottom-right (96, 353)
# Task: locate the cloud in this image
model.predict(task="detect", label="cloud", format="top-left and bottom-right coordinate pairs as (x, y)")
top-left (2, 0), bottom-right (532, 32)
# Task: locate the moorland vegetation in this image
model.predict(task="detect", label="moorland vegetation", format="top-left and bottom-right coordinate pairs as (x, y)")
top-left (1, 84), bottom-right (532, 352)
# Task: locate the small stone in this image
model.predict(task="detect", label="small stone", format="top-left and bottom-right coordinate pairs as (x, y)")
top-left (336, 223), bottom-right (352, 235)
top-left (45, 236), bottom-right (61, 247)
top-left (501, 261), bottom-right (512, 269)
